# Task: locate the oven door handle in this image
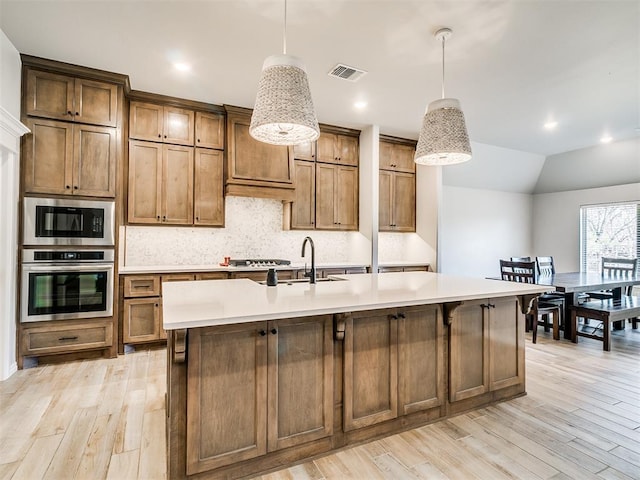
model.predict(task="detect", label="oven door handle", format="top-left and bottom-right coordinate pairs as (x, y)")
top-left (22, 263), bottom-right (115, 272)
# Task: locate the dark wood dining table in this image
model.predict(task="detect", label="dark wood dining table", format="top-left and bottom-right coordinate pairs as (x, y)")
top-left (531, 272), bottom-right (640, 339)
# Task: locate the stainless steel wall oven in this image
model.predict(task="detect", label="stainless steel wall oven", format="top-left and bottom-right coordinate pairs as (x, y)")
top-left (23, 197), bottom-right (115, 247)
top-left (21, 249), bottom-right (114, 323)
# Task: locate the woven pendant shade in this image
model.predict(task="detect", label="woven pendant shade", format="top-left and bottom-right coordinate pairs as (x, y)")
top-left (415, 98), bottom-right (472, 165)
top-left (250, 54), bottom-right (320, 145)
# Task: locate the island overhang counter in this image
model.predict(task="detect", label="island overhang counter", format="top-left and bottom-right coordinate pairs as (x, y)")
top-left (162, 272), bottom-right (549, 479)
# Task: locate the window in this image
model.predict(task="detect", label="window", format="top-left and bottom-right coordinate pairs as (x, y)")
top-left (580, 201), bottom-right (639, 273)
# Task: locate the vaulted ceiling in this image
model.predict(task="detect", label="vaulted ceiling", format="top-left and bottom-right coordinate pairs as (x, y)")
top-left (2, 0), bottom-right (638, 160)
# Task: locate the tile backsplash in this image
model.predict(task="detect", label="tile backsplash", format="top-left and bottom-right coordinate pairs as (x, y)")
top-left (124, 196), bottom-right (367, 266)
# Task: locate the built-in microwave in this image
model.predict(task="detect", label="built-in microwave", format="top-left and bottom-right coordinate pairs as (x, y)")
top-left (23, 197), bottom-right (115, 246)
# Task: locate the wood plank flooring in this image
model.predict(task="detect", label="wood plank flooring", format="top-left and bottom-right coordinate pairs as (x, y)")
top-left (1, 327), bottom-right (638, 479)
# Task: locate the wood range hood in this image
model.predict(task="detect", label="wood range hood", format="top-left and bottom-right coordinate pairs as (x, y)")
top-left (224, 105), bottom-right (296, 202)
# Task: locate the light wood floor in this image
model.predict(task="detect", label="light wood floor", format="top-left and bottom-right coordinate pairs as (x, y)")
top-left (1, 328), bottom-right (639, 480)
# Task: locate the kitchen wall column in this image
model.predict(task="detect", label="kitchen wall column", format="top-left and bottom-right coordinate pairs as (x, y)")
top-left (0, 29), bottom-right (29, 380)
top-left (357, 125), bottom-right (379, 272)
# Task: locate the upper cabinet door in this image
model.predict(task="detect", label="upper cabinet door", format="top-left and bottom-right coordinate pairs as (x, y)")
top-left (164, 107), bottom-right (195, 146)
top-left (74, 78), bottom-right (118, 127)
top-left (129, 102), bottom-right (164, 142)
top-left (25, 70), bottom-right (75, 122)
top-left (25, 70), bottom-right (118, 127)
top-left (316, 133), bottom-right (338, 164)
top-left (194, 148), bottom-right (224, 226)
top-left (379, 140), bottom-right (415, 173)
top-left (291, 141), bottom-right (316, 161)
top-left (22, 118), bottom-right (74, 195)
top-left (195, 111), bottom-right (224, 150)
top-left (337, 135), bottom-right (359, 166)
top-left (73, 124), bottom-right (117, 197)
top-left (161, 144), bottom-right (194, 224)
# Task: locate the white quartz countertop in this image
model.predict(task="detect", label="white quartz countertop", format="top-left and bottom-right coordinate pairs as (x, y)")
top-left (118, 262), bottom-right (369, 274)
top-left (162, 272), bottom-right (549, 330)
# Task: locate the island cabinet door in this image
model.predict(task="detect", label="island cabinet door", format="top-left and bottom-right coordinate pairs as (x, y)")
top-left (343, 309), bottom-right (398, 431)
top-left (449, 299), bottom-right (490, 402)
top-left (397, 305), bottom-right (446, 415)
top-left (488, 296), bottom-right (524, 391)
top-left (267, 315), bottom-right (334, 451)
top-left (186, 323), bottom-right (268, 475)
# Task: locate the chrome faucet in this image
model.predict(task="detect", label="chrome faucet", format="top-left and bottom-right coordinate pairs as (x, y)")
top-left (301, 236), bottom-right (316, 284)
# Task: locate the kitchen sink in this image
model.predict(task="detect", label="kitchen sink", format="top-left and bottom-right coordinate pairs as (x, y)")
top-left (256, 277), bottom-right (346, 285)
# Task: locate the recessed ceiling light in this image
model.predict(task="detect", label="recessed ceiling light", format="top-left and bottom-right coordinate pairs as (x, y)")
top-left (354, 101), bottom-right (368, 109)
top-left (174, 62), bottom-right (191, 72)
top-left (543, 121), bottom-right (558, 130)
top-left (600, 135), bottom-right (613, 144)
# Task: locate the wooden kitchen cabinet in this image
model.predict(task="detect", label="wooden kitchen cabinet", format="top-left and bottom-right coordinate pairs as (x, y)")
top-left (122, 297), bottom-right (161, 343)
top-left (195, 111), bottom-right (224, 150)
top-left (127, 140), bottom-right (194, 224)
top-left (290, 160), bottom-right (316, 229)
top-left (398, 305), bottom-right (445, 415)
top-left (129, 101), bottom-right (195, 146)
top-left (448, 296), bottom-right (523, 403)
top-left (379, 170), bottom-right (415, 232)
top-left (21, 319), bottom-right (114, 356)
top-left (25, 69), bottom-right (118, 127)
top-left (379, 138), bottom-right (416, 173)
top-left (343, 309), bottom-right (398, 431)
top-left (315, 163), bottom-right (358, 230)
top-left (194, 148), bottom-right (224, 226)
top-left (225, 106), bottom-right (295, 201)
top-left (316, 131), bottom-right (358, 166)
top-left (23, 118), bottom-right (117, 197)
top-left (292, 141), bottom-right (316, 161)
top-left (186, 316), bottom-right (333, 474)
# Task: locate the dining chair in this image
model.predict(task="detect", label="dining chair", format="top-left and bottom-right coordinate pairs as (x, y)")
top-left (500, 260), bottom-right (562, 343)
top-left (585, 257), bottom-right (639, 329)
top-left (587, 257), bottom-right (638, 300)
top-left (534, 256), bottom-right (566, 326)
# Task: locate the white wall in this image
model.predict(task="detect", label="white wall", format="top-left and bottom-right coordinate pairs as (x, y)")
top-left (440, 186), bottom-right (533, 278)
top-left (532, 183), bottom-right (640, 272)
top-left (0, 29), bottom-right (26, 381)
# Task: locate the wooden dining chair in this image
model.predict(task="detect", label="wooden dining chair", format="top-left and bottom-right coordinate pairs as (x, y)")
top-left (587, 257), bottom-right (638, 300)
top-left (500, 260), bottom-right (561, 343)
top-left (534, 256), bottom-right (566, 328)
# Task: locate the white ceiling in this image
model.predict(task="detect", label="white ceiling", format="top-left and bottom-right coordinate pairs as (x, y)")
top-left (1, 0), bottom-right (639, 156)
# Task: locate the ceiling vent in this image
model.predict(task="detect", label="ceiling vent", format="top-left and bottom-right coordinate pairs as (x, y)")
top-left (328, 63), bottom-right (367, 82)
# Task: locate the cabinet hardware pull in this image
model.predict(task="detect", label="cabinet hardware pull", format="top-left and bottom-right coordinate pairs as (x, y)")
top-left (197, 139), bottom-right (200, 142)
top-left (59, 336), bottom-right (78, 341)
top-left (158, 134), bottom-right (162, 138)
top-left (488, 303), bottom-right (496, 308)
top-left (390, 314), bottom-right (398, 320)
top-left (398, 312), bottom-right (406, 319)
top-left (156, 216), bottom-right (160, 220)
top-left (162, 216), bottom-right (166, 221)
top-left (195, 217), bottom-right (199, 221)
top-left (75, 112), bottom-right (79, 116)
top-left (65, 185), bottom-right (71, 189)
top-left (155, 303), bottom-right (159, 307)
top-left (67, 110), bottom-right (72, 115)
top-left (259, 330), bottom-right (267, 336)
top-left (164, 135), bottom-right (167, 138)
top-left (73, 186), bottom-right (78, 190)
top-left (270, 328), bottom-right (277, 335)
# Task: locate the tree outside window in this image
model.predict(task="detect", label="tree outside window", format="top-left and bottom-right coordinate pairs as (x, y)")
top-left (580, 202), bottom-right (639, 273)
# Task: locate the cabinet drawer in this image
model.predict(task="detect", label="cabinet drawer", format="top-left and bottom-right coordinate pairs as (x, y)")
top-left (22, 321), bottom-right (113, 355)
top-left (195, 272), bottom-right (229, 280)
top-left (124, 275), bottom-right (161, 297)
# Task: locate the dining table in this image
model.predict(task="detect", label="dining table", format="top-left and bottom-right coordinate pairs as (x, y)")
top-left (527, 272), bottom-right (640, 339)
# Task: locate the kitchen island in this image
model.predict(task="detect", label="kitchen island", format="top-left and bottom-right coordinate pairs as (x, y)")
top-left (162, 272), bottom-right (548, 479)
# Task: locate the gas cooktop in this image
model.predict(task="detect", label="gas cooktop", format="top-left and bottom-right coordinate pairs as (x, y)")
top-left (228, 259), bottom-right (292, 268)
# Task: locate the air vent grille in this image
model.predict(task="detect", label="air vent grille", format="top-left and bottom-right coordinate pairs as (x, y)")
top-left (328, 63), bottom-right (367, 82)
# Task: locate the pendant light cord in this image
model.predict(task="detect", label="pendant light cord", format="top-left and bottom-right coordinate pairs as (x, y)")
top-left (441, 34), bottom-right (446, 99)
top-left (283, 0), bottom-right (287, 55)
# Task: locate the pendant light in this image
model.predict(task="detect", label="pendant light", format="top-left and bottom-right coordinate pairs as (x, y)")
top-left (250, 0), bottom-right (320, 146)
top-left (415, 27), bottom-right (472, 166)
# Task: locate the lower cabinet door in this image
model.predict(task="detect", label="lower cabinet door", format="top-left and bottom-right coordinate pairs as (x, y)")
top-left (186, 323), bottom-right (267, 475)
top-left (449, 299), bottom-right (489, 402)
top-left (267, 315), bottom-right (333, 450)
top-left (343, 309), bottom-right (398, 431)
top-left (122, 297), bottom-right (160, 343)
top-left (488, 296), bottom-right (524, 391)
top-left (398, 305), bottom-right (445, 415)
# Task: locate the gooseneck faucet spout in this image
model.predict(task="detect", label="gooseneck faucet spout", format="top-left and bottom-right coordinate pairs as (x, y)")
top-left (301, 236), bottom-right (316, 284)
